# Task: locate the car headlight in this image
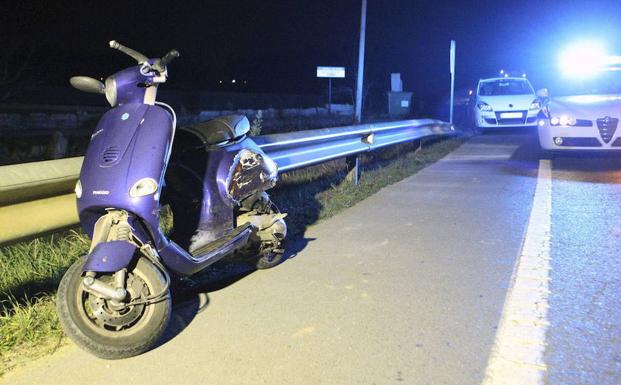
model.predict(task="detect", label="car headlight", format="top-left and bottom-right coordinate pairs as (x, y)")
top-left (75, 180), bottom-right (82, 199)
top-left (550, 115), bottom-right (577, 126)
top-left (129, 178), bottom-right (158, 197)
top-left (529, 100), bottom-right (541, 110)
top-left (477, 102), bottom-right (493, 111)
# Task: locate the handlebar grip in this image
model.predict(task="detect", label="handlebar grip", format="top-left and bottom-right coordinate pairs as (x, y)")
top-left (160, 50), bottom-right (180, 67)
top-left (108, 40), bottom-right (149, 64)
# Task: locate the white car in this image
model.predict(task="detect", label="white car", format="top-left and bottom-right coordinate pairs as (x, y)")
top-left (473, 77), bottom-right (541, 130)
top-left (538, 69), bottom-right (621, 151)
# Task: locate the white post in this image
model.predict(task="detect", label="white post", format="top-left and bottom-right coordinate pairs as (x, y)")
top-left (449, 39), bottom-right (456, 124)
top-left (355, 0), bottom-right (367, 123)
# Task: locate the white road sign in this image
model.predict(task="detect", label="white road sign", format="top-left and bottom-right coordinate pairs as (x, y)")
top-left (317, 66), bottom-right (345, 78)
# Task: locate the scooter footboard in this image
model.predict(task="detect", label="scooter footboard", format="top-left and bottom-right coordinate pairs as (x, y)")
top-left (158, 224), bottom-right (253, 276)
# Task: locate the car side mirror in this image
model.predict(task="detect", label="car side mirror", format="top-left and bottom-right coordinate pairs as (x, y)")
top-left (536, 88), bottom-right (549, 98)
top-left (69, 76), bottom-right (105, 94)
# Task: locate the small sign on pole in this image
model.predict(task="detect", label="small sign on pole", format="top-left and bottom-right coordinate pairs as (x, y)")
top-left (317, 66), bottom-right (345, 114)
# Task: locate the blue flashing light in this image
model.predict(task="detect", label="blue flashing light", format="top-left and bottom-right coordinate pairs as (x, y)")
top-left (559, 41), bottom-right (607, 77)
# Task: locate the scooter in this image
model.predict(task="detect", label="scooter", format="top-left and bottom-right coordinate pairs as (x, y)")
top-left (57, 41), bottom-right (287, 359)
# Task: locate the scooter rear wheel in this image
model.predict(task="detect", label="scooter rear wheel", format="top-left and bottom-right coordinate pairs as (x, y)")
top-left (57, 257), bottom-right (171, 359)
top-left (255, 249), bottom-right (286, 270)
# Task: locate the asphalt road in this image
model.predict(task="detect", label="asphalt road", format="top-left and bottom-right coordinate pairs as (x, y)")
top-left (3, 131), bottom-right (621, 384)
top-left (546, 152), bottom-right (621, 384)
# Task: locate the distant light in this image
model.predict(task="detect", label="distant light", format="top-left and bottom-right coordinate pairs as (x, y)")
top-left (522, 73), bottom-right (527, 77)
top-left (504, 73), bottom-right (509, 78)
top-left (244, 80), bottom-right (247, 84)
top-left (218, 80), bottom-right (223, 84)
top-left (566, 94), bottom-right (621, 103)
top-left (232, 79), bottom-right (237, 84)
top-left (559, 41), bottom-right (607, 77)
top-left (499, 69), bottom-right (504, 74)
top-left (468, 89), bottom-right (473, 96)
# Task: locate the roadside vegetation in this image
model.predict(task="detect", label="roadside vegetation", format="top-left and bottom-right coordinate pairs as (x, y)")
top-left (0, 232), bottom-right (89, 375)
top-left (0, 134), bottom-right (465, 376)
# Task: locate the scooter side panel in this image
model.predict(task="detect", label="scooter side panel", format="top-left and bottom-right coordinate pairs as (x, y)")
top-left (166, 137), bottom-right (277, 254)
top-left (158, 137), bottom-right (278, 275)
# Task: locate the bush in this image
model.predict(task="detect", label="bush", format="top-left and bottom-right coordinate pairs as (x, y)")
top-left (250, 110), bottom-right (263, 136)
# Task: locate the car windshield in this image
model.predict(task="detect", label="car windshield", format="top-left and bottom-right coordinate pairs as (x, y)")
top-left (551, 70), bottom-right (621, 97)
top-left (478, 79), bottom-right (534, 96)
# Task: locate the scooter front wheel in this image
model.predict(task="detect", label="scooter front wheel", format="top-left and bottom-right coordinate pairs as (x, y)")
top-left (56, 257), bottom-right (171, 359)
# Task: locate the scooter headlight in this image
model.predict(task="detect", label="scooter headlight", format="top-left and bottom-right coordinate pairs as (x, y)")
top-left (129, 178), bottom-right (158, 197)
top-left (75, 180), bottom-right (82, 199)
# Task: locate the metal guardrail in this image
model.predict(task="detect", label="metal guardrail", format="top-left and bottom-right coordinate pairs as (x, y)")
top-left (254, 118), bottom-right (454, 172)
top-left (0, 157), bottom-right (83, 244)
top-left (0, 119), bottom-right (454, 245)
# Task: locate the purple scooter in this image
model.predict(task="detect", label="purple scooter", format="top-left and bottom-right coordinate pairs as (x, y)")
top-left (57, 41), bottom-right (287, 359)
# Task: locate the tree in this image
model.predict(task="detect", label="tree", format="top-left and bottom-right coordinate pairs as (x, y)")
top-left (0, 42), bottom-right (34, 100)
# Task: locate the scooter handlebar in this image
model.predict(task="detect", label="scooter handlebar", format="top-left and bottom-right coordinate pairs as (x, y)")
top-left (108, 40), bottom-right (180, 73)
top-left (160, 49), bottom-right (180, 68)
top-left (108, 40), bottom-right (149, 64)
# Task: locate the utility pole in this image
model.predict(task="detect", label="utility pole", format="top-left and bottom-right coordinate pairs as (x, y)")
top-left (355, 0), bottom-right (367, 123)
top-left (449, 40), bottom-right (456, 124)
top-left (328, 77), bottom-right (332, 114)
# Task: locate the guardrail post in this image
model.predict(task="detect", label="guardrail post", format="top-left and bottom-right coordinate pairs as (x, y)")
top-left (346, 155), bottom-right (360, 186)
top-left (53, 131), bottom-right (68, 159)
top-left (415, 138), bottom-right (423, 153)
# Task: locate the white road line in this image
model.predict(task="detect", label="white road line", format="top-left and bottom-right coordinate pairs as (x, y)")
top-left (482, 159), bottom-right (552, 385)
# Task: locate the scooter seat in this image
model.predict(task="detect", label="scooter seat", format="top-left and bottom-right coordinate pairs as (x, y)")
top-left (183, 114), bottom-right (250, 146)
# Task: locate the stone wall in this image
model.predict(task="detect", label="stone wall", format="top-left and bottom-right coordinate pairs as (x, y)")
top-left (0, 104), bottom-right (353, 135)
top-left (0, 104), bottom-right (354, 165)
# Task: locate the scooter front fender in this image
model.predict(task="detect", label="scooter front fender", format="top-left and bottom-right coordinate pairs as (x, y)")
top-left (81, 240), bottom-right (137, 273)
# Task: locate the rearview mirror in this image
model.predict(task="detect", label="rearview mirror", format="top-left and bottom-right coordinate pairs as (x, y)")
top-left (69, 76), bottom-right (105, 94)
top-left (536, 88), bottom-right (549, 98)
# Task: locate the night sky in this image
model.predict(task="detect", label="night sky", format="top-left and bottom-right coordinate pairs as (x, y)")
top-left (4, 1), bottom-right (621, 105)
